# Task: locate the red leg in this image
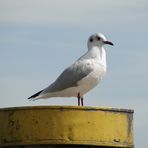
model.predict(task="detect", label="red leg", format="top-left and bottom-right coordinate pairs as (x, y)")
top-left (77, 93), bottom-right (81, 106)
top-left (81, 97), bottom-right (84, 106)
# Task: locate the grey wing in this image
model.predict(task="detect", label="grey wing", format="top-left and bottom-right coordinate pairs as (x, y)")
top-left (44, 61), bottom-right (93, 93)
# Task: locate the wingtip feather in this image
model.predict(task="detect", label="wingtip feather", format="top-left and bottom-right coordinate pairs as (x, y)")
top-left (28, 90), bottom-right (43, 100)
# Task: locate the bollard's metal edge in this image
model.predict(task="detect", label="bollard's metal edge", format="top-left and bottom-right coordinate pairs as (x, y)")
top-left (0, 105), bottom-right (134, 113)
top-left (0, 106), bottom-right (134, 147)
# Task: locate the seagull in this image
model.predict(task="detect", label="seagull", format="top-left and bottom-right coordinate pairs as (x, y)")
top-left (28, 33), bottom-right (113, 106)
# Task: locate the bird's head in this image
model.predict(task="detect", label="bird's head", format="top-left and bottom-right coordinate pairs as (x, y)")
top-left (87, 33), bottom-right (114, 49)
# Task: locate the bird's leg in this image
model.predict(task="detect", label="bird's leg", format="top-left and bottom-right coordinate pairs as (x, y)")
top-left (77, 92), bottom-right (81, 106)
top-left (81, 97), bottom-right (84, 106)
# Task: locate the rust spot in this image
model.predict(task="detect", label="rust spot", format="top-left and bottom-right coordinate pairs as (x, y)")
top-left (9, 120), bottom-right (15, 126)
top-left (114, 138), bottom-right (120, 142)
top-left (15, 120), bottom-right (20, 131)
top-left (35, 120), bottom-right (39, 124)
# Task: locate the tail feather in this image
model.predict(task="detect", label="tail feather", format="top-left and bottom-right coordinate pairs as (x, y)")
top-left (28, 89), bottom-right (44, 100)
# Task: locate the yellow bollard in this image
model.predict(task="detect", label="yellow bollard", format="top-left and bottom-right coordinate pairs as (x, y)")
top-left (0, 106), bottom-right (134, 147)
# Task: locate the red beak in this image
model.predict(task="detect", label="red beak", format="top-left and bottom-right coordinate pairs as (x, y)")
top-left (104, 41), bottom-right (114, 46)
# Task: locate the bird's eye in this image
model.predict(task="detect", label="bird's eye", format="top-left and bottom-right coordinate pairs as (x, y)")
top-left (97, 36), bottom-right (101, 40)
top-left (89, 38), bottom-right (93, 42)
top-left (97, 37), bottom-right (101, 40)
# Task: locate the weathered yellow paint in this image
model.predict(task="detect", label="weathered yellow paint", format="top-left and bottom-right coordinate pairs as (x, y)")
top-left (0, 106), bottom-right (134, 147)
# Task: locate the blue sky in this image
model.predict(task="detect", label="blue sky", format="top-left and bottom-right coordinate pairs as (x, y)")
top-left (0, 0), bottom-right (148, 147)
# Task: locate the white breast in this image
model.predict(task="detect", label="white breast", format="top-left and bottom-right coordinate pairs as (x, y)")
top-left (77, 62), bottom-right (106, 96)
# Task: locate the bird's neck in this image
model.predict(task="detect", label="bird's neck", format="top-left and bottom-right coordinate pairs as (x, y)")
top-left (89, 46), bottom-right (107, 66)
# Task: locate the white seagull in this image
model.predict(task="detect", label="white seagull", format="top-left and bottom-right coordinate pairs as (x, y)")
top-left (28, 33), bottom-right (113, 106)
